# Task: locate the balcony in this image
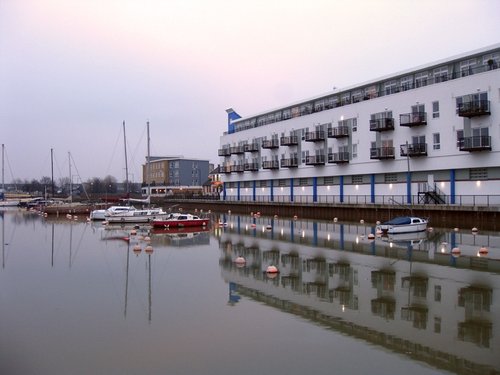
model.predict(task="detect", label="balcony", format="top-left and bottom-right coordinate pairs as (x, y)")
top-left (327, 126), bottom-right (349, 138)
top-left (229, 146), bottom-right (244, 155)
top-left (262, 160), bottom-right (280, 170)
top-left (280, 157), bottom-right (298, 168)
top-left (261, 139), bottom-right (279, 149)
top-left (305, 130), bottom-right (326, 142)
top-left (244, 143), bottom-right (260, 153)
top-left (458, 136), bottom-right (492, 152)
top-left (458, 100), bottom-right (490, 118)
top-left (280, 135), bottom-right (299, 146)
top-left (370, 147), bottom-right (395, 160)
top-left (218, 148), bottom-right (231, 157)
top-left (400, 143), bottom-right (427, 157)
top-left (305, 154), bottom-right (325, 165)
top-left (370, 118), bottom-right (394, 132)
top-left (221, 165), bottom-right (232, 174)
top-left (328, 152), bottom-right (350, 164)
top-left (230, 164), bottom-right (244, 173)
top-left (243, 162), bottom-right (259, 171)
top-left (400, 112), bottom-right (427, 127)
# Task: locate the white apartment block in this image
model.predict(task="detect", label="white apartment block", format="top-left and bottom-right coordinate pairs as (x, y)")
top-left (219, 44), bottom-right (500, 206)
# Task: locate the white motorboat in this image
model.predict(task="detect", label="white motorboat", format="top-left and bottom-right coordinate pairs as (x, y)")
top-left (90, 205), bottom-right (136, 220)
top-left (105, 207), bottom-right (166, 224)
top-left (376, 216), bottom-right (428, 235)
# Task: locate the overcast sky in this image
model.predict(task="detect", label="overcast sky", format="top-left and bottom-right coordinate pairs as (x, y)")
top-left (1, 0), bottom-right (499, 184)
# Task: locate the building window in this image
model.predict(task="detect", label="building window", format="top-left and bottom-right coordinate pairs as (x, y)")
top-left (400, 75), bottom-right (414, 91)
top-left (470, 168), bottom-right (488, 180)
top-left (434, 317), bottom-right (441, 334)
top-left (483, 52), bottom-right (500, 69)
top-left (324, 176), bottom-right (334, 185)
top-left (278, 179), bottom-right (287, 187)
top-left (384, 80), bottom-right (397, 95)
top-left (456, 129), bottom-right (464, 147)
top-left (259, 180), bottom-right (267, 188)
top-left (433, 66), bottom-right (449, 83)
top-left (299, 178), bottom-right (308, 186)
top-left (415, 71), bottom-right (428, 88)
top-left (433, 133), bottom-right (440, 150)
top-left (384, 173), bottom-right (397, 183)
top-left (434, 285), bottom-right (441, 302)
top-left (352, 144), bottom-right (357, 158)
top-left (432, 101), bottom-right (439, 118)
top-left (352, 175), bottom-right (363, 184)
top-left (460, 58), bottom-right (477, 76)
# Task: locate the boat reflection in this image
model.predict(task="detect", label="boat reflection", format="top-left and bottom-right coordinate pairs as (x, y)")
top-left (217, 215), bottom-right (500, 375)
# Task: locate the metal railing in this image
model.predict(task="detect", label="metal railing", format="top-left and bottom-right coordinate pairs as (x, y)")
top-left (215, 194), bottom-right (500, 207)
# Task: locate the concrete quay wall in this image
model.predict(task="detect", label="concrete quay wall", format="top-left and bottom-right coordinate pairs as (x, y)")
top-left (160, 199), bottom-right (500, 231)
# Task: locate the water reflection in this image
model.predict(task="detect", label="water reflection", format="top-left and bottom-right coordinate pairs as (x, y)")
top-left (217, 214), bottom-right (500, 374)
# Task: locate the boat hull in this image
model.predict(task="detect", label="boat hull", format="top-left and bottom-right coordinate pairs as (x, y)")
top-left (376, 216), bottom-right (428, 235)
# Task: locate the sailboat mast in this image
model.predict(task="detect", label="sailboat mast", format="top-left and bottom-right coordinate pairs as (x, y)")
top-left (51, 148), bottom-right (54, 197)
top-left (1, 144), bottom-right (4, 191)
top-left (147, 121), bottom-right (151, 197)
top-left (68, 152), bottom-right (72, 203)
top-left (123, 121), bottom-right (129, 195)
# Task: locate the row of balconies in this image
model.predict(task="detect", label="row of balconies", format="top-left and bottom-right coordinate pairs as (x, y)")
top-left (220, 136), bottom-right (492, 173)
top-left (221, 101), bottom-right (492, 155)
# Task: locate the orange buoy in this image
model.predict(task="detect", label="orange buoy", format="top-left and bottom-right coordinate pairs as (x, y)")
top-left (235, 256), bottom-right (246, 265)
top-left (145, 245), bottom-right (153, 253)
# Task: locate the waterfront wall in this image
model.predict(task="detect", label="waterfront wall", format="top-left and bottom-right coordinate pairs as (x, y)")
top-left (159, 198), bottom-right (500, 231)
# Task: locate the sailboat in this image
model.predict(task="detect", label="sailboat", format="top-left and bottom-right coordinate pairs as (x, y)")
top-left (0, 144), bottom-right (20, 207)
top-left (105, 121), bottom-right (167, 224)
top-left (90, 122), bottom-right (136, 221)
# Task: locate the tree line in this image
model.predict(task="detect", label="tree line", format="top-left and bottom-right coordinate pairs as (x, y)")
top-left (8, 175), bottom-right (140, 196)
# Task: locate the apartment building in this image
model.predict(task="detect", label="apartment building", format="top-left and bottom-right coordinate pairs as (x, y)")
top-left (142, 156), bottom-right (209, 197)
top-left (219, 44), bottom-right (500, 206)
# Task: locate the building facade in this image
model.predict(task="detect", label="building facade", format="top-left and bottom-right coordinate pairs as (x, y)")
top-left (219, 44), bottom-right (500, 206)
top-left (141, 156), bottom-right (210, 197)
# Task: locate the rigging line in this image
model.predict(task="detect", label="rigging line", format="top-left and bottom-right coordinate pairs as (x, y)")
top-left (3, 146), bottom-right (17, 188)
top-left (68, 153), bottom-right (90, 200)
top-left (128, 125), bottom-right (147, 171)
top-left (104, 124), bottom-right (124, 178)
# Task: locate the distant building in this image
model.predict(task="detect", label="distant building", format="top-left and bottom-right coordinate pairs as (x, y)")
top-left (141, 156), bottom-right (210, 197)
top-left (219, 43), bottom-right (500, 206)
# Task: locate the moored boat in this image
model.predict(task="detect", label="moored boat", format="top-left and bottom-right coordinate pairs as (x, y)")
top-left (151, 213), bottom-right (210, 228)
top-left (105, 207), bottom-right (166, 224)
top-left (90, 205), bottom-right (136, 220)
top-left (376, 216), bottom-right (428, 235)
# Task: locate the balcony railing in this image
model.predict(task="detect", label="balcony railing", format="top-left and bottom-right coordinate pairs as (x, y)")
top-left (218, 148), bottom-right (231, 157)
top-left (457, 100), bottom-right (491, 118)
top-left (458, 136), bottom-right (492, 152)
top-left (305, 154), bottom-right (325, 165)
top-left (221, 165), bottom-right (232, 174)
top-left (261, 139), bottom-right (280, 149)
top-left (230, 164), bottom-right (244, 173)
top-left (370, 118), bottom-right (394, 132)
top-left (328, 152), bottom-right (350, 164)
top-left (262, 160), bottom-right (280, 170)
top-left (327, 126), bottom-right (349, 138)
top-left (243, 162), bottom-right (259, 171)
top-left (229, 146), bottom-right (245, 154)
top-left (370, 147), bottom-right (395, 159)
top-left (280, 157), bottom-right (299, 168)
top-left (400, 112), bottom-right (427, 127)
top-left (400, 143), bottom-right (427, 157)
top-left (280, 135), bottom-right (299, 146)
top-left (305, 130), bottom-right (326, 142)
top-left (244, 143), bottom-right (260, 153)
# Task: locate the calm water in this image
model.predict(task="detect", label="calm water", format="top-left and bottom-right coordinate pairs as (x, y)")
top-left (1, 209), bottom-right (499, 375)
